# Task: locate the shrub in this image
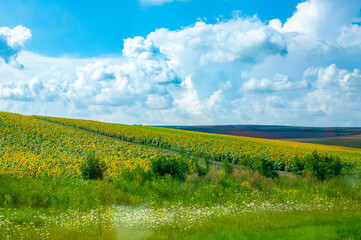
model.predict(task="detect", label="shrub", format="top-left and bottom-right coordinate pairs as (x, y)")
top-left (80, 150), bottom-right (106, 180)
top-left (193, 158), bottom-right (209, 177)
top-left (231, 169), bottom-right (273, 188)
top-left (222, 158), bottom-right (233, 176)
top-left (290, 156), bottom-right (305, 175)
top-left (238, 155), bottom-right (278, 178)
top-left (121, 166), bottom-right (150, 182)
top-left (239, 156), bottom-right (252, 169)
top-left (275, 161), bottom-right (286, 171)
top-left (150, 155), bottom-right (189, 181)
top-left (303, 151), bottom-right (343, 180)
top-left (205, 166), bottom-right (224, 184)
top-left (251, 156), bottom-right (279, 179)
top-left (290, 151), bottom-right (343, 180)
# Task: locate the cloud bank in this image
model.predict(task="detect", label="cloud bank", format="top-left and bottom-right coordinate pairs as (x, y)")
top-left (1, 0), bottom-right (361, 126)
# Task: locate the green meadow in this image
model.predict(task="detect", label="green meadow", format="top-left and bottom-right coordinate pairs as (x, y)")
top-left (1, 112), bottom-right (361, 239)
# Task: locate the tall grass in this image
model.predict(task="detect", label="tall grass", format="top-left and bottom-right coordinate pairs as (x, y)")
top-left (1, 167), bottom-right (361, 210)
top-left (1, 167), bottom-right (361, 239)
top-left (147, 209), bottom-right (361, 240)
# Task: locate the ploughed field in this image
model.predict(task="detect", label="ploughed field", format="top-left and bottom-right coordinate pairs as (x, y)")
top-left (161, 125), bottom-right (361, 148)
top-left (1, 111), bottom-right (361, 240)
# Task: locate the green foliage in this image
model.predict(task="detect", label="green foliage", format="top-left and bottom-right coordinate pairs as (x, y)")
top-left (80, 150), bottom-right (105, 180)
top-left (2, 169), bottom-right (361, 211)
top-left (304, 151), bottom-right (343, 180)
top-left (0, 175), bottom-right (120, 210)
top-left (238, 155), bottom-right (278, 178)
top-left (150, 155), bottom-right (189, 181)
top-left (222, 158), bottom-right (233, 176)
top-left (121, 166), bottom-right (151, 182)
top-left (251, 156), bottom-right (279, 178)
top-left (290, 156), bottom-right (305, 175)
top-left (291, 151), bottom-right (343, 180)
top-left (194, 159), bottom-right (209, 177)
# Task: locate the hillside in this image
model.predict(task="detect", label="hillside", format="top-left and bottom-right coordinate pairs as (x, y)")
top-left (1, 111), bottom-right (361, 239)
top-left (40, 115), bottom-right (361, 167)
top-left (160, 125), bottom-right (361, 148)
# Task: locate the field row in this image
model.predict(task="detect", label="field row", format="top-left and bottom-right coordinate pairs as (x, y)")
top-left (1, 112), bottom-right (361, 178)
top-left (41, 116), bottom-right (361, 170)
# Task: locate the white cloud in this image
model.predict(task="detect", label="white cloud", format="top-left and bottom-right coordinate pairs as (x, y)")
top-left (1, 0), bottom-right (361, 126)
top-left (338, 24), bottom-right (361, 48)
top-left (234, 64), bottom-right (361, 126)
top-left (148, 17), bottom-right (287, 76)
top-left (281, 0), bottom-right (361, 42)
top-left (66, 48), bottom-right (178, 108)
top-left (146, 94), bottom-right (172, 109)
top-left (173, 76), bottom-right (202, 115)
top-left (303, 64), bottom-right (361, 116)
top-left (303, 64), bottom-right (361, 125)
top-left (0, 26), bottom-right (31, 69)
top-left (0, 77), bottom-right (46, 101)
top-left (241, 74), bottom-right (308, 92)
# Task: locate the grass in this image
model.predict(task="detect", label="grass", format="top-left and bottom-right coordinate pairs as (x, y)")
top-left (148, 210), bottom-right (361, 240)
top-left (1, 169), bottom-right (361, 240)
top-left (2, 168), bottom-right (361, 210)
top-left (1, 113), bottom-right (361, 239)
top-left (2, 205), bottom-right (361, 239)
top-left (0, 175), bottom-right (119, 210)
top-left (1, 155), bottom-right (361, 239)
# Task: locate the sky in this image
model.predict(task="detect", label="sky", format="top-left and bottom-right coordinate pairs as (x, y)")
top-left (0, 0), bottom-right (361, 126)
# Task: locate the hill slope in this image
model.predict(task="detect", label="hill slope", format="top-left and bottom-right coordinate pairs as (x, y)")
top-left (160, 125), bottom-right (361, 148)
top-left (1, 111), bottom-right (361, 240)
top-left (39, 115), bottom-right (361, 172)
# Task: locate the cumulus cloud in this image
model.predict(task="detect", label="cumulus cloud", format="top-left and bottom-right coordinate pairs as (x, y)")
top-left (0, 36), bottom-right (179, 114)
top-left (1, 0), bottom-right (361, 126)
top-left (0, 26), bottom-right (31, 69)
top-left (0, 77), bottom-right (44, 101)
top-left (233, 64), bottom-right (361, 126)
top-left (11, 16), bottom-right (285, 118)
top-left (148, 17), bottom-right (287, 76)
top-left (281, 0), bottom-right (361, 42)
top-left (338, 24), bottom-right (361, 48)
top-left (173, 76), bottom-right (202, 115)
top-left (146, 94), bottom-right (172, 109)
top-left (64, 37), bottom-right (178, 109)
top-left (303, 64), bottom-right (361, 115)
top-left (241, 74), bottom-right (308, 92)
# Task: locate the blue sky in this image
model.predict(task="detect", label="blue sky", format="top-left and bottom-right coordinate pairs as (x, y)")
top-left (1, 0), bottom-right (361, 126)
top-left (0, 0), bottom-right (301, 57)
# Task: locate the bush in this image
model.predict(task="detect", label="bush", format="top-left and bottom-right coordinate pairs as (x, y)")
top-left (290, 156), bottom-right (305, 175)
top-left (194, 159), bottom-right (209, 177)
top-left (150, 155), bottom-right (189, 181)
top-left (205, 166), bottom-right (224, 184)
top-left (303, 151), bottom-right (343, 180)
top-left (239, 156), bottom-right (252, 169)
top-left (222, 158), bottom-right (233, 176)
top-left (251, 157), bottom-right (279, 179)
top-left (80, 150), bottom-right (106, 180)
top-left (121, 166), bottom-right (151, 182)
top-left (290, 151), bottom-right (343, 180)
top-left (238, 155), bottom-right (278, 178)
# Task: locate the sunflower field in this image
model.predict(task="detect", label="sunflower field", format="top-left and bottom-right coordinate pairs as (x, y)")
top-left (0, 112), bottom-right (170, 178)
top-left (41, 115), bottom-right (361, 174)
